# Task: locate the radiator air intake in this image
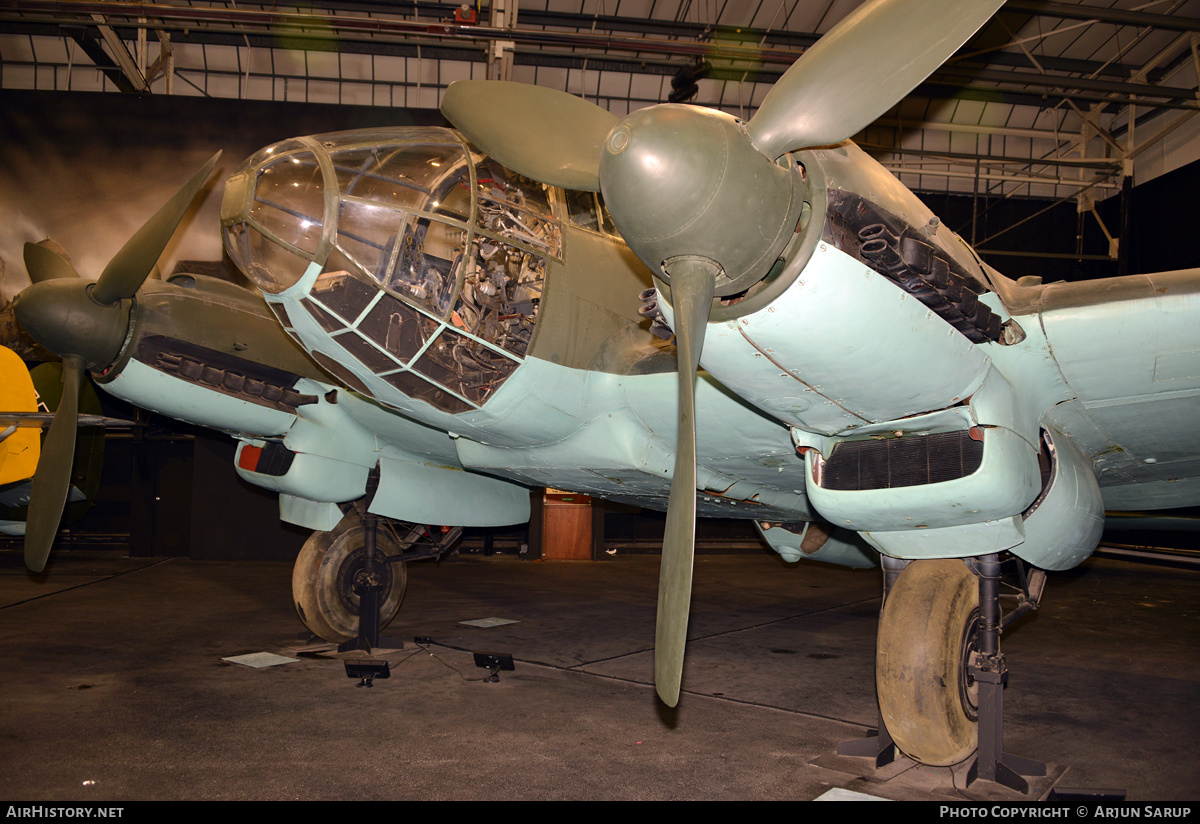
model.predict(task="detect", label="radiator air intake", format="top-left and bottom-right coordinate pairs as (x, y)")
top-left (820, 430), bottom-right (984, 491)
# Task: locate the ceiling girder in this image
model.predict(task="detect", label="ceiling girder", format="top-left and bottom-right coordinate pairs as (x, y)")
top-left (940, 62), bottom-right (1192, 102)
top-left (1003, 1), bottom-right (1200, 33)
top-left (1, 0), bottom-right (1196, 203)
top-left (88, 12), bottom-right (147, 92)
top-left (2, 5), bottom-right (1193, 111)
top-left (61, 25), bottom-right (140, 94)
top-left (862, 145), bottom-right (1122, 170)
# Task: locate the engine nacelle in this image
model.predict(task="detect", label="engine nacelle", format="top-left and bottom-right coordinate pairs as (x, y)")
top-left (693, 239), bottom-right (993, 436)
top-left (1010, 427), bottom-right (1105, 571)
top-left (657, 141), bottom-right (1008, 437)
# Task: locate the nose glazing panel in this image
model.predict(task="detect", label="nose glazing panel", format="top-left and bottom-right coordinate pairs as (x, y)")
top-left (222, 128), bottom-right (561, 415)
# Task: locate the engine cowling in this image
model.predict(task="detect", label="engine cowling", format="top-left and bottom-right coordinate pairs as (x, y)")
top-left (1011, 427), bottom-right (1105, 570)
top-left (656, 141), bottom-right (1005, 436)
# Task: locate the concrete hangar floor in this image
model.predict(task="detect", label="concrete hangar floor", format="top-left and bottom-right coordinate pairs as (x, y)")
top-left (0, 545), bottom-right (1195, 801)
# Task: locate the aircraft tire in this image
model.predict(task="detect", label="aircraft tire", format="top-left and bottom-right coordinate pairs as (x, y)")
top-left (876, 558), bottom-right (979, 766)
top-left (292, 521), bottom-right (408, 643)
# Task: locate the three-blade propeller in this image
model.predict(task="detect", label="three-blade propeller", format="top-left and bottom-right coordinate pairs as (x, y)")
top-left (23, 242), bottom-right (80, 284)
top-left (441, 0), bottom-right (1002, 707)
top-left (652, 259), bottom-right (717, 705)
top-left (14, 152), bottom-right (221, 573)
top-left (22, 354), bottom-right (83, 573)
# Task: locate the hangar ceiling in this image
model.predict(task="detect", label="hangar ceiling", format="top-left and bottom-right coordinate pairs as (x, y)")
top-left (1, 0), bottom-right (1198, 251)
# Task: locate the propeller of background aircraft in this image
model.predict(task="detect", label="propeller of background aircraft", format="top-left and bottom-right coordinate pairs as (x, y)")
top-left (12, 152), bottom-right (220, 572)
top-left (443, 0), bottom-right (1005, 706)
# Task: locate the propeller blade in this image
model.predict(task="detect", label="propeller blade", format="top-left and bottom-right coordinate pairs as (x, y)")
top-left (746, 0), bottom-right (1003, 158)
top-left (23, 242), bottom-right (80, 283)
top-left (654, 258), bottom-right (717, 707)
top-left (24, 354), bottom-right (83, 573)
top-left (441, 80), bottom-right (616, 192)
top-left (92, 152), bottom-right (221, 306)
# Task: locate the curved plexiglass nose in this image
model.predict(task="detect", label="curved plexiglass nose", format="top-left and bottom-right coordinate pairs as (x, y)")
top-left (221, 140), bottom-right (328, 294)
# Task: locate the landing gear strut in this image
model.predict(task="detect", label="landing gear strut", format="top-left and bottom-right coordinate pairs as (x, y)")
top-left (841, 554), bottom-right (1046, 793)
top-left (292, 509), bottom-right (408, 647)
top-left (292, 504), bottom-right (462, 650)
top-left (963, 554), bottom-right (1045, 792)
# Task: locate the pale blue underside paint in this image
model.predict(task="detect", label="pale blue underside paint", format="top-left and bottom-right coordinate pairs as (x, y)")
top-left (864, 516), bottom-right (1025, 559)
top-left (373, 455), bottom-right (530, 525)
top-left (1010, 427), bottom-right (1104, 571)
top-left (755, 522), bottom-right (876, 567)
top-left (104, 359), bottom-right (296, 437)
top-left (452, 367), bottom-right (814, 520)
top-left (279, 494), bottom-right (343, 532)
top-left (806, 426), bottom-right (1039, 533)
top-left (694, 242), bottom-right (991, 435)
top-left (234, 443), bottom-right (368, 502)
top-left (1038, 280), bottom-right (1200, 509)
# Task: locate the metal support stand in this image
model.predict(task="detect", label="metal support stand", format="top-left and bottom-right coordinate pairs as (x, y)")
top-left (338, 470), bottom-right (403, 655)
top-left (836, 706), bottom-right (897, 768)
top-left (836, 555), bottom-right (908, 766)
top-left (963, 553), bottom-right (1045, 793)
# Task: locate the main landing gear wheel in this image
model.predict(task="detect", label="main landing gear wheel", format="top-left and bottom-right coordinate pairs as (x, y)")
top-left (292, 519), bottom-right (408, 644)
top-left (876, 558), bottom-right (980, 767)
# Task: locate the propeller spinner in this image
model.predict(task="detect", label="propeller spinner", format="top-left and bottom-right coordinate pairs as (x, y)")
top-left (12, 152), bottom-right (221, 572)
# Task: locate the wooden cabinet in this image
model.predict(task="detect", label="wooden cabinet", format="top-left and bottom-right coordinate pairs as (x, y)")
top-left (536, 489), bottom-right (598, 560)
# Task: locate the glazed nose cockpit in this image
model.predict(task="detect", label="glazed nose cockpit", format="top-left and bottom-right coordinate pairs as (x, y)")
top-left (219, 128), bottom-right (561, 413)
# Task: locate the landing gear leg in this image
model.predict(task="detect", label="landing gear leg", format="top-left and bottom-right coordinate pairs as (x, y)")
top-left (963, 553), bottom-right (1045, 793)
top-left (292, 492), bottom-right (464, 648)
top-left (339, 508), bottom-right (403, 653)
top-left (292, 509), bottom-right (408, 647)
top-left (292, 467), bottom-right (406, 650)
top-left (845, 554), bottom-right (1047, 793)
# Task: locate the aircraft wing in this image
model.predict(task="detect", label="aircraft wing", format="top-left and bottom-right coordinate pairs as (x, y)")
top-left (997, 268), bottom-right (1200, 510)
top-left (0, 413), bottom-right (132, 428)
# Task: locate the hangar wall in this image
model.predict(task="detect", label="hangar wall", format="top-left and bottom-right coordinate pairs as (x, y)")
top-left (0, 89), bottom-right (442, 302)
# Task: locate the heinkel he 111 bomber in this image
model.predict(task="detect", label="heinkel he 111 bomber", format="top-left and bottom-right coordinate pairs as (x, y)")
top-left (9, 0), bottom-right (1200, 786)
